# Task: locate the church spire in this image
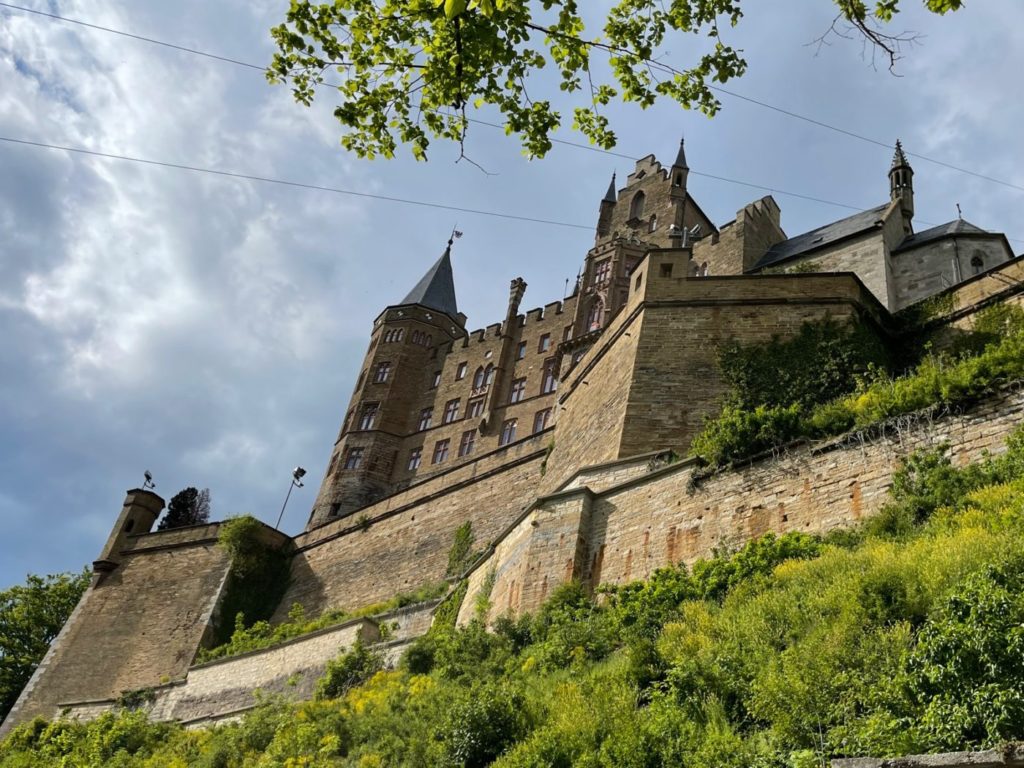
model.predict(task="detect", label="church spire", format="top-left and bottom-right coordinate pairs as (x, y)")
top-left (673, 136), bottom-right (688, 170)
top-left (889, 139), bottom-right (914, 229)
top-left (671, 135), bottom-right (689, 190)
top-left (399, 234), bottom-right (460, 316)
top-left (603, 172), bottom-right (617, 203)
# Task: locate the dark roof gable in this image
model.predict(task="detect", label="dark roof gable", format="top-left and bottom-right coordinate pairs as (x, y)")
top-left (399, 247), bottom-right (459, 316)
top-left (892, 219), bottom-right (988, 253)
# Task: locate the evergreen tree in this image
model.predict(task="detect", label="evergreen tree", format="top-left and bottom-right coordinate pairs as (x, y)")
top-left (158, 487), bottom-right (211, 530)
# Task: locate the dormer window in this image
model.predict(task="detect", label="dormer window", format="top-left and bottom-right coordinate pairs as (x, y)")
top-left (629, 191), bottom-right (646, 221)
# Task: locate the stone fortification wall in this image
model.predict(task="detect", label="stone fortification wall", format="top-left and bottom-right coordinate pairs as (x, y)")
top-left (276, 437), bottom-right (550, 621)
top-left (461, 384), bottom-right (1024, 623)
top-left (1, 524), bottom-right (233, 734)
top-left (832, 743), bottom-right (1024, 767)
top-left (53, 600), bottom-right (438, 728)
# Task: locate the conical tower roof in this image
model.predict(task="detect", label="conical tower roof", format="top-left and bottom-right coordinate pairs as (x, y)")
top-left (399, 244), bottom-right (459, 316)
top-left (673, 136), bottom-right (688, 169)
top-left (603, 173), bottom-right (617, 203)
top-left (891, 139), bottom-right (910, 169)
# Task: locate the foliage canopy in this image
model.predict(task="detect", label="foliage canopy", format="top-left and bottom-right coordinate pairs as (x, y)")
top-left (268, 0), bottom-right (964, 159)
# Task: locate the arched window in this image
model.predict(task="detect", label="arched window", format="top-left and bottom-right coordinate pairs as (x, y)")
top-left (673, 172), bottom-right (684, 187)
top-left (412, 330), bottom-right (421, 344)
top-left (701, 262), bottom-right (710, 277)
top-left (426, 335), bottom-right (432, 346)
top-left (648, 215), bottom-right (658, 232)
top-left (473, 366), bottom-right (485, 388)
top-left (484, 364), bottom-right (495, 385)
top-left (587, 298), bottom-right (604, 331)
top-left (395, 329), bottom-right (404, 342)
top-left (629, 191), bottom-right (645, 220)
top-left (971, 254), bottom-right (984, 275)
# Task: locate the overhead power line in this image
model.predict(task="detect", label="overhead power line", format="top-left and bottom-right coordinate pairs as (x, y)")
top-left (3, 0), bottom-right (1024, 195)
top-left (0, 135), bottom-right (592, 230)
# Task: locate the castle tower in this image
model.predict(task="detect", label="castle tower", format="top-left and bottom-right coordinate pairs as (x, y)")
top-left (93, 489), bottom-right (165, 573)
top-left (890, 140), bottom-right (915, 232)
top-left (306, 239), bottom-right (467, 529)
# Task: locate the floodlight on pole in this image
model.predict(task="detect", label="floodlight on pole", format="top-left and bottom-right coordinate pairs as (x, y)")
top-left (276, 466), bottom-right (307, 530)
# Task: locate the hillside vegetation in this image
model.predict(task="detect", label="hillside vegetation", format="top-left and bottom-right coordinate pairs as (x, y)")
top-left (4, 426), bottom-right (1024, 767)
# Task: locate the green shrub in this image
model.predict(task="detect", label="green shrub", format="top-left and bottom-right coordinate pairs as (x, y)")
top-left (447, 521), bottom-right (477, 576)
top-left (316, 641), bottom-right (383, 700)
top-left (438, 683), bottom-right (528, 767)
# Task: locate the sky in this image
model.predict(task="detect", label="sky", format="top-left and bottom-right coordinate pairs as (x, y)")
top-left (1, 1), bottom-right (1022, 589)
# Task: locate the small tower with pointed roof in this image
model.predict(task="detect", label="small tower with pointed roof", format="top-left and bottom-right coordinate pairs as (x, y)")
top-left (596, 173), bottom-right (617, 239)
top-left (890, 140), bottom-right (915, 231)
top-left (306, 238), bottom-right (467, 529)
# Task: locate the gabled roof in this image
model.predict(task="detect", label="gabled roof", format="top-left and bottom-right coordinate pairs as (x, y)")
top-left (892, 219), bottom-right (988, 253)
top-left (752, 204), bottom-right (888, 270)
top-left (399, 246), bottom-right (459, 316)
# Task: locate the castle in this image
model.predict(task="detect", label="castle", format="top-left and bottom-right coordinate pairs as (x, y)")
top-left (3, 140), bottom-right (1022, 734)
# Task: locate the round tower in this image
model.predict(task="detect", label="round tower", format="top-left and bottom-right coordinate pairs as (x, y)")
top-left (306, 240), bottom-right (466, 530)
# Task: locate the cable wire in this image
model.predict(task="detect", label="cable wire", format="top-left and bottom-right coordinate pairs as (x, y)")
top-left (0, 135), bottom-right (592, 230)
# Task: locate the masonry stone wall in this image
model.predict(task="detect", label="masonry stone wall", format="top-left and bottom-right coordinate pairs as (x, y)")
top-left (463, 384), bottom-right (1024, 622)
top-left (892, 235), bottom-right (1014, 309)
top-left (276, 445), bottom-right (548, 621)
top-left (3, 533), bottom-right (232, 732)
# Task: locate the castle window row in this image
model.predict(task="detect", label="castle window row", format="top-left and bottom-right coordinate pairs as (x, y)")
top-left (411, 330), bottom-right (433, 346)
top-left (382, 328), bottom-right (405, 343)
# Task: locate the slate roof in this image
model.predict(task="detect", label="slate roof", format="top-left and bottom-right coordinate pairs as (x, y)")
top-left (752, 203), bottom-right (888, 270)
top-left (892, 219), bottom-right (988, 253)
top-left (399, 247), bottom-right (459, 316)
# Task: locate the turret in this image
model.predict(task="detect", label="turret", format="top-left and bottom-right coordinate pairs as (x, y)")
top-left (93, 489), bottom-right (164, 573)
top-left (596, 173), bottom-right (617, 240)
top-left (889, 139), bottom-right (914, 230)
top-left (307, 237), bottom-right (466, 529)
top-left (669, 135), bottom-right (689, 245)
top-left (670, 136), bottom-right (689, 190)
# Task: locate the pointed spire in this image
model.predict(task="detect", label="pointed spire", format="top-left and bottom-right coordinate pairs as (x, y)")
top-left (399, 236), bottom-right (459, 316)
top-left (673, 135), bottom-right (688, 169)
top-left (603, 172), bottom-right (617, 203)
top-left (891, 139), bottom-right (910, 169)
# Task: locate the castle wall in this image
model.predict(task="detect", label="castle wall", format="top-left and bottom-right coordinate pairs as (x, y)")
top-left (2, 527), bottom-right (231, 732)
top-left (276, 435), bottom-right (550, 621)
top-left (462, 383), bottom-right (1024, 623)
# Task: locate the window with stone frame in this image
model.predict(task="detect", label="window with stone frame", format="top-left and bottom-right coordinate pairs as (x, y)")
top-left (473, 366), bottom-right (486, 388)
top-left (533, 408), bottom-right (552, 433)
top-left (499, 419), bottom-right (517, 446)
top-left (467, 397), bottom-right (484, 419)
top-left (443, 398), bottom-right (460, 424)
top-left (357, 403), bottom-right (378, 430)
top-left (373, 361), bottom-right (391, 383)
top-left (538, 333), bottom-right (551, 353)
top-left (629, 190), bottom-right (645, 220)
top-left (594, 258), bottom-right (612, 286)
top-left (541, 360), bottom-right (557, 394)
top-left (431, 370), bottom-right (441, 388)
top-left (432, 439), bottom-right (450, 464)
top-left (587, 299), bottom-right (604, 331)
top-left (458, 429), bottom-right (476, 457)
top-left (485, 364), bottom-right (495, 385)
top-left (456, 361), bottom-right (468, 380)
top-left (343, 447), bottom-right (364, 469)
top-left (418, 408), bottom-right (433, 431)
top-left (563, 325), bottom-right (572, 341)
top-left (407, 447), bottom-right (422, 471)
top-left (516, 341), bottom-right (527, 360)
top-left (509, 377), bottom-right (527, 403)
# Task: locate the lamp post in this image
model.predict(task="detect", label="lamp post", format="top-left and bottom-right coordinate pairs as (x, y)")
top-left (275, 466), bottom-right (306, 530)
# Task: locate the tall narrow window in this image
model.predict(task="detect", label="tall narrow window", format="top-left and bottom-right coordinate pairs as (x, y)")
top-left (343, 447), bottom-right (364, 469)
top-left (432, 439), bottom-right (450, 464)
top-left (510, 378), bottom-right (527, 403)
top-left (443, 398), bottom-right (460, 424)
top-left (357, 403), bottom-right (378, 431)
top-left (541, 361), bottom-right (557, 394)
top-left (594, 259), bottom-right (612, 285)
top-left (485, 364), bottom-right (495, 385)
top-left (373, 362), bottom-right (391, 383)
top-left (533, 408), bottom-right (552, 433)
top-left (459, 429), bottom-right (476, 457)
top-left (418, 408), bottom-right (433, 431)
top-left (473, 366), bottom-right (486, 388)
top-left (587, 300), bottom-right (603, 331)
top-left (538, 333), bottom-right (551, 353)
top-left (431, 371), bottom-right (441, 389)
top-left (629, 191), bottom-right (646, 220)
top-left (456, 362), bottom-right (468, 380)
top-left (648, 214), bottom-right (658, 232)
top-left (499, 419), bottom-right (517, 446)
top-left (467, 398), bottom-right (484, 419)
top-left (407, 448), bottom-right (422, 471)
top-left (516, 342), bottom-right (527, 360)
